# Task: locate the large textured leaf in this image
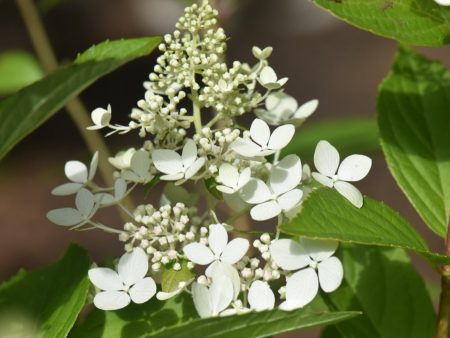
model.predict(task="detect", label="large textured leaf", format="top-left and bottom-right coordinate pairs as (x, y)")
top-left (0, 51), bottom-right (43, 95)
top-left (0, 244), bottom-right (90, 338)
top-left (280, 188), bottom-right (450, 265)
top-left (324, 246), bottom-right (436, 338)
top-left (283, 117), bottom-right (379, 160)
top-left (378, 47), bottom-right (450, 238)
top-left (0, 36), bottom-right (161, 160)
top-left (70, 293), bottom-right (359, 338)
top-left (313, 0), bottom-right (450, 46)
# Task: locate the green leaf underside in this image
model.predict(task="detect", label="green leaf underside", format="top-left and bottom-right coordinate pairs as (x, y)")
top-left (313, 0), bottom-right (450, 46)
top-left (283, 117), bottom-right (379, 160)
top-left (70, 293), bottom-right (359, 338)
top-left (161, 262), bottom-right (195, 293)
top-left (0, 244), bottom-right (90, 338)
top-left (325, 246), bottom-right (436, 338)
top-left (378, 47), bottom-right (450, 238)
top-left (280, 188), bottom-right (450, 265)
top-left (0, 36), bottom-right (161, 161)
top-left (0, 51), bottom-right (43, 95)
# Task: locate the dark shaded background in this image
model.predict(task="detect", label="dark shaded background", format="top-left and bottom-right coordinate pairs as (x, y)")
top-left (1, 0), bottom-right (450, 335)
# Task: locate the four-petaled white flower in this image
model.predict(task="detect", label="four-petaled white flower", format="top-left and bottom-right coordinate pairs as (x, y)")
top-left (258, 66), bottom-right (288, 89)
top-left (216, 164), bottom-right (251, 194)
top-left (192, 275), bottom-right (234, 318)
top-left (87, 105), bottom-right (112, 130)
top-left (270, 238), bottom-right (343, 311)
top-left (109, 148), bottom-right (136, 170)
top-left (88, 247), bottom-right (157, 311)
top-left (153, 139), bottom-right (206, 183)
top-left (230, 119), bottom-right (295, 157)
top-left (47, 188), bottom-right (98, 227)
top-left (312, 140), bottom-right (372, 208)
top-left (241, 155), bottom-right (303, 221)
top-left (256, 92), bottom-right (318, 126)
top-left (52, 152), bottom-right (98, 196)
top-left (183, 224), bottom-right (249, 297)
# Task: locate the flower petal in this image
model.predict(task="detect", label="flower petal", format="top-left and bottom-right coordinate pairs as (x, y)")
top-left (259, 66), bottom-right (278, 84)
top-left (93, 291), bottom-right (130, 311)
top-left (250, 118), bottom-right (271, 147)
top-left (208, 224), bottom-right (228, 256)
top-left (51, 183), bottom-right (83, 196)
top-left (250, 200), bottom-right (281, 221)
top-left (334, 181), bottom-right (363, 208)
top-left (185, 157), bottom-right (205, 179)
top-left (210, 276), bottom-right (234, 315)
top-left (129, 277), bottom-right (157, 304)
top-left (46, 208), bottom-right (84, 226)
top-left (65, 160), bottom-right (88, 183)
top-left (269, 154), bottom-right (302, 195)
top-left (285, 268), bottom-right (319, 308)
top-left (237, 167), bottom-right (251, 189)
top-left (293, 99), bottom-right (318, 119)
top-left (299, 238), bottom-right (338, 262)
top-left (337, 154), bottom-right (372, 182)
top-left (130, 150), bottom-right (151, 178)
top-left (183, 243), bottom-right (215, 265)
top-left (240, 178), bottom-right (271, 204)
top-left (269, 239), bottom-right (310, 270)
top-left (221, 238), bottom-right (249, 264)
top-left (248, 280), bottom-right (275, 311)
top-left (230, 138), bottom-right (261, 157)
top-left (88, 151), bottom-right (99, 181)
top-left (311, 172), bottom-right (333, 188)
top-left (118, 247), bottom-right (149, 287)
top-left (182, 139), bottom-right (198, 168)
top-left (313, 140), bottom-right (340, 177)
top-left (192, 282), bottom-right (212, 318)
top-left (318, 257), bottom-right (344, 293)
top-left (88, 267), bottom-right (123, 291)
top-left (114, 179), bottom-right (127, 200)
top-left (207, 262), bottom-right (241, 299)
top-left (218, 163), bottom-right (239, 189)
top-left (152, 149), bottom-right (183, 175)
top-left (216, 185), bottom-right (236, 194)
top-left (277, 189), bottom-right (303, 212)
top-left (75, 188), bottom-right (95, 218)
top-left (268, 124), bottom-right (295, 150)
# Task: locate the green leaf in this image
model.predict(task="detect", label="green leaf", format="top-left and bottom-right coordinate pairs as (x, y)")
top-left (205, 177), bottom-right (223, 200)
top-left (283, 117), bottom-right (379, 160)
top-left (321, 326), bottom-right (343, 338)
top-left (324, 245), bottom-right (436, 338)
top-left (162, 183), bottom-right (199, 207)
top-left (71, 293), bottom-right (359, 338)
top-left (161, 262), bottom-right (195, 293)
top-left (378, 47), bottom-right (450, 238)
top-left (0, 244), bottom-right (90, 338)
top-left (0, 36), bottom-right (161, 161)
top-left (313, 0), bottom-right (450, 46)
top-left (0, 51), bottom-right (43, 95)
top-left (280, 188), bottom-right (450, 265)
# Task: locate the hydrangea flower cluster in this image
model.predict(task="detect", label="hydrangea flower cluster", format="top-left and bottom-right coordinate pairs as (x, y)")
top-left (48, 0), bottom-right (372, 317)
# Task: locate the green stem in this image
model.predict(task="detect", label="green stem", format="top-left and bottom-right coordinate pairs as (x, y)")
top-left (15, 0), bottom-right (134, 222)
top-left (192, 96), bottom-right (202, 133)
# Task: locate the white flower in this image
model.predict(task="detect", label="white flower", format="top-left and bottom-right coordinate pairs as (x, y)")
top-left (255, 92), bottom-right (318, 126)
top-left (95, 179), bottom-right (127, 205)
top-left (435, 0), bottom-right (450, 5)
top-left (87, 105), bottom-right (112, 130)
top-left (152, 139), bottom-right (206, 183)
top-left (88, 247), bottom-right (156, 311)
top-left (109, 148), bottom-right (136, 170)
top-left (230, 119), bottom-right (295, 157)
top-left (121, 150), bottom-right (153, 183)
top-left (47, 188), bottom-right (98, 227)
top-left (216, 164), bottom-right (251, 194)
top-left (183, 224), bottom-right (249, 298)
top-left (52, 152), bottom-right (98, 196)
top-left (259, 66), bottom-right (288, 89)
top-left (240, 155), bottom-right (303, 221)
top-left (270, 238), bottom-right (343, 311)
top-left (312, 140), bottom-right (372, 208)
top-left (248, 280), bottom-right (275, 311)
top-left (192, 275), bottom-right (234, 318)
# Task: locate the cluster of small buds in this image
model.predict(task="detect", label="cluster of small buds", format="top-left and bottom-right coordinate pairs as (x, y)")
top-left (120, 203), bottom-right (202, 272)
top-left (251, 233), bottom-right (281, 281)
